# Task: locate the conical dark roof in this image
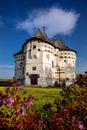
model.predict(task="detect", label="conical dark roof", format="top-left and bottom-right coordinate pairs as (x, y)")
top-left (14, 29), bottom-right (76, 56)
top-left (33, 29), bottom-right (43, 38)
top-left (13, 49), bottom-right (23, 57)
top-left (22, 29), bottom-right (54, 48)
top-left (53, 39), bottom-right (70, 50)
top-left (33, 29), bottom-right (51, 43)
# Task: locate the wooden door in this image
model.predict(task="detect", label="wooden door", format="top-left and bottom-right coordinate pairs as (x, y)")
top-left (31, 74), bottom-right (38, 85)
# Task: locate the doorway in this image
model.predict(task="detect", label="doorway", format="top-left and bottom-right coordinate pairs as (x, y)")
top-left (30, 74), bottom-right (38, 85)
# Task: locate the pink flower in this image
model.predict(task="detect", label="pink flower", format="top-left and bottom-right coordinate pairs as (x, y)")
top-left (75, 87), bottom-right (78, 92)
top-left (25, 100), bottom-right (32, 107)
top-left (77, 121), bottom-right (84, 130)
top-left (71, 116), bottom-right (75, 121)
top-left (16, 85), bottom-right (24, 90)
top-left (38, 120), bottom-right (44, 126)
top-left (18, 107), bottom-right (24, 116)
top-left (63, 108), bottom-right (67, 113)
top-left (7, 98), bottom-right (14, 106)
top-left (38, 120), bottom-right (46, 128)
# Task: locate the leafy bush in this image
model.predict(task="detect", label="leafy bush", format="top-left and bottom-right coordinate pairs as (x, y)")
top-left (0, 76), bottom-right (87, 129)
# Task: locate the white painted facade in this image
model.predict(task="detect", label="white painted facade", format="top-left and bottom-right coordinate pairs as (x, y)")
top-left (14, 29), bottom-right (76, 86)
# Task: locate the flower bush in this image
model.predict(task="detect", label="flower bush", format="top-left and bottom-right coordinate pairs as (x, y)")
top-left (0, 75), bottom-right (87, 130)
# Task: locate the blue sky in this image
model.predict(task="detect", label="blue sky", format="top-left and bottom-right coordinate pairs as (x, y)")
top-left (0, 0), bottom-right (87, 78)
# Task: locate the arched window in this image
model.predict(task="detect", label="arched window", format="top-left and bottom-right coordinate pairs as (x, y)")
top-left (38, 49), bottom-right (40, 51)
top-left (65, 56), bottom-right (67, 58)
top-left (33, 45), bottom-right (36, 49)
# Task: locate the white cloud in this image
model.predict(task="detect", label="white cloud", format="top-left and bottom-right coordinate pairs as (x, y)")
top-left (0, 65), bottom-right (14, 69)
top-left (0, 65), bottom-right (14, 78)
top-left (0, 69), bottom-right (14, 79)
top-left (17, 7), bottom-right (80, 38)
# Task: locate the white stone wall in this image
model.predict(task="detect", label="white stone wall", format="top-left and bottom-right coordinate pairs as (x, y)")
top-left (59, 51), bottom-right (76, 80)
top-left (14, 40), bottom-right (76, 86)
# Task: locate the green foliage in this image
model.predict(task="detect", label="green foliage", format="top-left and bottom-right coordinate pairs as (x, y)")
top-left (0, 75), bottom-right (87, 129)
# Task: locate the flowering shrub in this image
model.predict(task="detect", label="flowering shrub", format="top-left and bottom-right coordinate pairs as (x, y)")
top-left (0, 86), bottom-right (40, 129)
top-left (0, 75), bottom-right (87, 129)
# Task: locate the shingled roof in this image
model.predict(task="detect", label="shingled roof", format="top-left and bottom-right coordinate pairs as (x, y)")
top-left (53, 39), bottom-right (77, 53)
top-left (22, 28), bottom-right (54, 48)
top-left (14, 29), bottom-right (76, 56)
top-left (53, 39), bottom-right (70, 50)
top-left (33, 29), bottom-right (51, 42)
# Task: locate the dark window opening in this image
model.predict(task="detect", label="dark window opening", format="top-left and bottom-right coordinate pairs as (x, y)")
top-left (64, 60), bottom-right (66, 62)
top-left (33, 45), bottom-right (36, 49)
top-left (32, 66), bottom-right (36, 70)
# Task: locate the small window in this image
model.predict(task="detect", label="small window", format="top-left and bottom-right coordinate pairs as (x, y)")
top-left (64, 60), bottom-right (66, 62)
top-left (38, 49), bottom-right (40, 51)
top-left (32, 66), bottom-right (36, 70)
top-left (33, 45), bottom-right (36, 49)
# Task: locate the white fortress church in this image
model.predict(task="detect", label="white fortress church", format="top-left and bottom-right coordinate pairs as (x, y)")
top-left (14, 29), bottom-right (77, 86)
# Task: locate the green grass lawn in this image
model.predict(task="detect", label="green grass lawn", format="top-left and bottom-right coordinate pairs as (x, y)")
top-left (25, 87), bottom-right (61, 109)
top-left (0, 86), bottom-right (61, 109)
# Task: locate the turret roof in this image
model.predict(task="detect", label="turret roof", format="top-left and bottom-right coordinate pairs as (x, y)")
top-left (53, 39), bottom-right (77, 53)
top-left (33, 29), bottom-right (50, 42)
top-left (13, 49), bottom-right (23, 57)
top-left (14, 29), bottom-right (77, 57)
top-left (22, 28), bottom-right (54, 48)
